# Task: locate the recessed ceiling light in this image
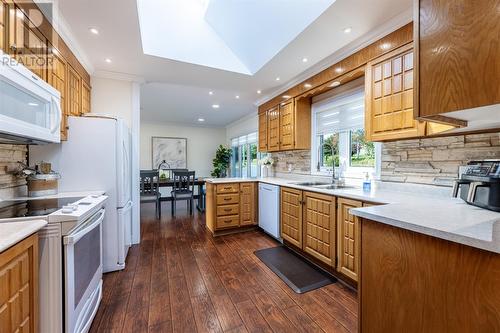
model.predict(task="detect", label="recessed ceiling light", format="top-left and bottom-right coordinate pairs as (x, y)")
top-left (282, 95), bottom-right (291, 99)
top-left (304, 83), bottom-right (312, 88)
top-left (302, 57), bottom-right (308, 63)
top-left (89, 27), bottom-right (99, 35)
top-left (343, 27), bottom-right (352, 34)
top-left (209, 91), bottom-right (214, 95)
top-left (198, 118), bottom-right (205, 122)
top-left (105, 58), bottom-right (112, 63)
top-left (335, 67), bottom-right (343, 73)
top-left (381, 43), bottom-right (391, 50)
top-left (212, 104), bottom-right (220, 109)
top-left (330, 81), bottom-right (341, 87)
top-left (235, 95), bottom-right (240, 99)
top-left (257, 90), bottom-right (261, 94)
top-left (275, 77), bottom-right (280, 81)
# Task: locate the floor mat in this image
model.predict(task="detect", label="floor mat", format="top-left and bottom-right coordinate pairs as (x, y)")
top-left (254, 246), bottom-right (336, 294)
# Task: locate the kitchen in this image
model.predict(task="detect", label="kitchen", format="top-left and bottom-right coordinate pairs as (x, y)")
top-left (0, 0), bottom-right (499, 333)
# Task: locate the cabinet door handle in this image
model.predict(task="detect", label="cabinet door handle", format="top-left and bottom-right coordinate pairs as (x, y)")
top-left (223, 187), bottom-right (232, 190)
top-left (223, 198), bottom-right (231, 201)
top-left (224, 208), bottom-right (232, 212)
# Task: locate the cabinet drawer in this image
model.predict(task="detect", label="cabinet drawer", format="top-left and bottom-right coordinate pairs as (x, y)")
top-left (217, 204), bottom-right (239, 216)
top-left (216, 215), bottom-right (240, 229)
top-left (216, 183), bottom-right (239, 194)
top-left (216, 193), bottom-right (239, 205)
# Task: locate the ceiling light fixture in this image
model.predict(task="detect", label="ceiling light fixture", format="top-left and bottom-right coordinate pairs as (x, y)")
top-left (275, 77), bottom-right (280, 81)
top-left (212, 104), bottom-right (220, 109)
top-left (209, 91), bottom-right (214, 95)
top-left (302, 57), bottom-right (308, 63)
top-left (380, 43), bottom-right (391, 50)
top-left (343, 27), bottom-right (352, 34)
top-left (335, 67), bottom-right (343, 73)
top-left (105, 58), bottom-right (112, 63)
top-left (198, 118), bottom-right (205, 122)
top-left (89, 27), bottom-right (99, 35)
top-left (330, 81), bottom-right (341, 87)
top-left (235, 95), bottom-right (240, 99)
top-left (304, 83), bottom-right (312, 88)
top-left (282, 95), bottom-right (291, 99)
top-left (257, 90), bottom-right (262, 94)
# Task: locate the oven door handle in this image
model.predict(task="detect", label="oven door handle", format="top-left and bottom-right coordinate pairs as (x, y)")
top-left (63, 209), bottom-right (105, 245)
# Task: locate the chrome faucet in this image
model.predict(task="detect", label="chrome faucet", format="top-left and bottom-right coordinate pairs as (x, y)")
top-left (317, 142), bottom-right (339, 184)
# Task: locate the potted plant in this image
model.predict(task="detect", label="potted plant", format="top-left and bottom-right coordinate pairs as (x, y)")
top-left (211, 145), bottom-right (232, 178)
top-left (258, 156), bottom-right (275, 178)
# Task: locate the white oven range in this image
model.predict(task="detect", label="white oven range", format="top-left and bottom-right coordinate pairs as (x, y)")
top-left (0, 194), bottom-right (108, 333)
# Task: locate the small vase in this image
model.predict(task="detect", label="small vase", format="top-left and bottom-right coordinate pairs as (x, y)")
top-left (261, 165), bottom-right (270, 178)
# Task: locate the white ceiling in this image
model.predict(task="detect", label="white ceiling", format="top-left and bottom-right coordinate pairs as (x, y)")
top-left (55, 0), bottom-right (412, 127)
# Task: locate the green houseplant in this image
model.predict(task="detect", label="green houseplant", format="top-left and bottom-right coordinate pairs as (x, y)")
top-left (211, 145), bottom-right (232, 178)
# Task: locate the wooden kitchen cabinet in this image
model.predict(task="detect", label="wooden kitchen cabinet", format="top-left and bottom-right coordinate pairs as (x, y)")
top-left (303, 191), bottom-right (336, 266)
top-left (280, 187), bottom-right (303, 248)
top-left (336, 198), bottom-right (362, 281)
top-left (48, 45), bottom-right (68, 140)
top-left (67, 64), bottom-right (81, 116)
top-left (415, 0), bottom-right (500, 120)
top-left (267, 106), bottom-right (280, 152)
top-left (365, 43), bottom-right (425, 141)
top-left (240, 182), bottom-right (257, 226)
top-left (81, 80), bottom-right (91, 115)
top-left (258, 111), bottom-right (268, 152)
top-left (0, 1), bottom-right (7, 52)
top-left (260, 98), bottom-right (312, 152)
top-left (8, 5), bottom-right (47, 81)
top-left (0, 234), bottom-right (39, 333)
top-left (279, 100), bottom-right (294, 150)
top-left (206, 182), bottom-right (258, 234)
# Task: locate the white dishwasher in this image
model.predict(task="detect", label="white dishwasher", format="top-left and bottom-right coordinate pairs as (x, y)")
top-left (258, 183), bottom-right (281, 240)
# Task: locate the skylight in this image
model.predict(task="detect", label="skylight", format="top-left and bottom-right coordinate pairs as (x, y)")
top-left (136, 0), bottom-right (336, 75)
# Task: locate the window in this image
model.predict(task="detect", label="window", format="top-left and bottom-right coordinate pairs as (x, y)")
top-left (230, 132), bottom-right (261, 178)
top-left (312, 86), bottom-right (380, 178)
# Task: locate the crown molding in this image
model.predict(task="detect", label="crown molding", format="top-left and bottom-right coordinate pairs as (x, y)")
top-left (92, 70), bottom-right (146, 83)
top-left (253, 7), bottom-right (413, 107)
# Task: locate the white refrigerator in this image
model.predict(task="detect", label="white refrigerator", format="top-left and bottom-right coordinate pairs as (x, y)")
top-left (30, 115), bottom-right (133, 272)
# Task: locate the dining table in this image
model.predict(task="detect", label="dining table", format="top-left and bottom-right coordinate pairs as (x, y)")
top-left (158, 177), bottom-right (207, 212)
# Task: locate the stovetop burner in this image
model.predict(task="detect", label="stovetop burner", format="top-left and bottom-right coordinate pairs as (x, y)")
top-left (0, 196), bottom-right (85, 219)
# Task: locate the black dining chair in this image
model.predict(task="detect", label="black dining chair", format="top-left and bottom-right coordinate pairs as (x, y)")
top-left (140, 170), bottom-right (161, 219)
top-left (171, 170), bottom-right (195, 216)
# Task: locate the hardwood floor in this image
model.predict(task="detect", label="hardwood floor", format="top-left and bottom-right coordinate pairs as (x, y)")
top-left (90, 203), bottom-right (358, 333)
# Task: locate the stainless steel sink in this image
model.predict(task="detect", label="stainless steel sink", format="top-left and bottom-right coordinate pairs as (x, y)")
top-left (292, 181), bottom-right (331, 186)
top-left (312, 184), bottom-right (355, 190)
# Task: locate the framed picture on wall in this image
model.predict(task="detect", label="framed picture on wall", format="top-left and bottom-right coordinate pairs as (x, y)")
top-left (151, 137), bottom-right (187, 170)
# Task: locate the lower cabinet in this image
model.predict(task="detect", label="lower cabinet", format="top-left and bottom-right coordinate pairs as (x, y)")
top-left (303, 192), bottom-right (336, 266)
top-left (280, 187), bottom-right (303, 248)
top-left (0, 234), bottom-right (39, 333)
top-left (206, 182), bottom-right (257, 234)
top-left (280, 187), bottom-right (371, 282)
top-left (336, 198), bottom-right (363, 281)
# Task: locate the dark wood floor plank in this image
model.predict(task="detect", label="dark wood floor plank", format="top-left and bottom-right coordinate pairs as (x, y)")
top-left (282, 305), bottom-right (325, 333)
top-left (235, 300), bottom-right (273, 333)
top-left (90, 204), bottom-right (358, 333)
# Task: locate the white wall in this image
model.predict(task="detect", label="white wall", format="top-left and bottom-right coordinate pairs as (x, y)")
top-left (91, 77), bottom-right (134, 127)
top-left (141, 122), bottom-right (226, 177)
top-left (225, 113), bottom-right (258, 143)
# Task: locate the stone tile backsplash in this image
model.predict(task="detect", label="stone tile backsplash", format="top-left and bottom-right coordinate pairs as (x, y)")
top-left (0, 144), bottom-right (27, 198)
top-left (382, 132), bottom-right (500, 186)
top-left (269, 132), bottom-right (500, 187)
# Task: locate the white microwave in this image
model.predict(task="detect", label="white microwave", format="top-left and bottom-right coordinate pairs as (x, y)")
top-left (0, 53), bottom-right (61, 144)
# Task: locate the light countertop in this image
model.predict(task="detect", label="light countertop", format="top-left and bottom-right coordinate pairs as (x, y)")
top-left (0, 220), bottom-right (47, 253)
top-left (206, 177), bottom-right (500, 253)
top-left (6, 190), bottom-right (105, 201)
